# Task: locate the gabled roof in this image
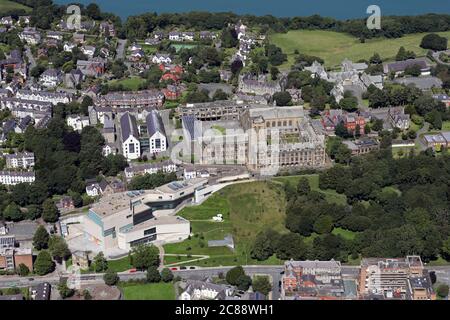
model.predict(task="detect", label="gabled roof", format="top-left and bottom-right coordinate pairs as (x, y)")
top-left (146, 110), bottom-right (166, 137)
top-left (120, 112), bottom-right (139, 141)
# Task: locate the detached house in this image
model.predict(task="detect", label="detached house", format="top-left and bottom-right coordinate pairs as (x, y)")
top-left (99, 21), bottom-right (116, 37)
top-left (152, 53), bottom-right (172, 64)
top-left (19, 28), bottom-right (41, 45)
top-left (81, 45), bottom-right (96, 58)
top-left (168, 31), bottom-right (181, 41)
top-left (77, 58), bottom-right (106, 78)
top-left (39, 68), bottom-right (62, 88)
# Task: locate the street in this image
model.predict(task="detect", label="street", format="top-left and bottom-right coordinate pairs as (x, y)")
top-left (2, 264), bottom-right (450, 300)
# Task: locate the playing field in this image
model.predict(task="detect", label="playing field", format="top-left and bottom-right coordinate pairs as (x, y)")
top-left (270, 30), bottom-right (450, 68)
top-left (0, 0), bottom-right (31, 13)
top-left (121, 283), bottom-right (176, 300)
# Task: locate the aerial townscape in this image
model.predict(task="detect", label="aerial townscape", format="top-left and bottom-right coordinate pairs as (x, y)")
top-left (0, 0), bottom-right (450, 304)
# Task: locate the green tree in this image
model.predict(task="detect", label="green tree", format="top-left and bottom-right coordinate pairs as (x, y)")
top-left (273, 91), bottom-right (292, 106)
top-left (33, 225), bottom-right (50, 250)
top-left (420, 33), bottom-right (448, 51)
top-left (34, 250), bottom-right (55, 276)
top-left (252, 276), bottom-right (272, 295)
top-left (236, 274), bottom-right (252, 291)
top-left (297, 177), bottom-right (311, 196)
top-left (160, 268), bottom-right (174, 282)
top-left (93, 252), bottom-right (108, 272)
top-left (436, 284), bottom-right (449, 298)
top-left (48, 236), bottom-right (71, 263)
top-left (3, 203), bottom-right (23, 221)
top-left (42, 199), bottom-right (59, 223)
top-left (58, 279), bottom-right (75, 299)
top-left (17, 263), bottom-right (30, 276)
top-left (83, 289), bottom-right (92, 300)
top-left (132, 244), bottom-right (160, 270)
top-left (226, 266), bottom-right (246, 286)
top-left (146, 266), bottom-right (161, 283)
top-left (313, 215), bottom-right (334, 234)
top-left (103, 270), bottom-right (119, 286)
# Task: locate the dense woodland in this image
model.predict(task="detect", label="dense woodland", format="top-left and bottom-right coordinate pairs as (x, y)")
top-left (251, 148), bottom-right (450, 263)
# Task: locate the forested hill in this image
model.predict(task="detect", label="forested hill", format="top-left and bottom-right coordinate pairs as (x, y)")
top-left (251, 149), bottom-right (450, 264)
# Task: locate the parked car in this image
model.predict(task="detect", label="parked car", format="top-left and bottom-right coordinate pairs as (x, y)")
top-left (180, 266), bottom-right (187, 270)
top-left (129, 268), bottom-right (137, 273)
top-left (170, 267), bottom-right (178, 271)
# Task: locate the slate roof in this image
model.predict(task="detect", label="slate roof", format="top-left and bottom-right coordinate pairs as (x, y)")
top-left (120, 112), bottom-right (139, 141)
top-left (146, 110), bottom-right (166, 137)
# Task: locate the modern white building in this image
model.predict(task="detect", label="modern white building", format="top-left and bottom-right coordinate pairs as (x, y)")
top-left (0, 171), bottom-right (35, 185)
top-left (4, 152), bottom-right (35, 169)
top-left (146, 110), bottom-right (167, 153)
top-left (82, 178), bottom-right (207, 251)
top-left (120, 112), bottom-right (141, 160)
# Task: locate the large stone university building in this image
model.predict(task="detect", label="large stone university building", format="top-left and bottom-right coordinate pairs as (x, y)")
top-left (181, 103), bottom-right (326, 174)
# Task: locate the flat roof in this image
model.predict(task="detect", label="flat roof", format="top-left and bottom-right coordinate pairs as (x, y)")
top-left (90, 178), bottom-right (208, 217)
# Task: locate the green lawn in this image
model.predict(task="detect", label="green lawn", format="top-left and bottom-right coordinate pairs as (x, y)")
top-left (107, 255), bottom-right (133, 272)
top-left (392, 146), bottom-right (417, 159)
top-left (442, 121), bottom-right (450, 131)
top-left (164, 255), bottom-right (201, 265)
top-left (0, 0), bottom-right (32, 13)
top-left (164, 181), bottom-right (287, 266)
top-left (136, 42), bottom-right (158, 55)
top-left (170, 43), bottom-right (198, 52)
top-left (108, 77), bottom-right (146, 91)
top-left (272, 174), bottom-right (347, 205)
top-left (120, 282), bottom-right (176, 300)
top-left (211, 125), bottom-right (226, 135)
top-left (331, 227), bottom-right (357, 241)
top-left (270, 30), bottom-right (450, 68)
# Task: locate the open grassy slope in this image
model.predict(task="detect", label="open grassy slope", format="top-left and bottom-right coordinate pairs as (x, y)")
top-left (0, 0), bottom-right (31, 13)
top-left (270, 30), bottom-right (450, 68)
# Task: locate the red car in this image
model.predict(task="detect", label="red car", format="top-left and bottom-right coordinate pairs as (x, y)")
top-left (170, 267), bottom-right (178, 271)
top-left (129, 268), bottom-right (137, 273)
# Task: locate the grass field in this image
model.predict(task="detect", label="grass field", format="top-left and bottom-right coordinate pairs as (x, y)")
top-left (331, 227), bottom-right (357, 240)
top-left (107, 255), bottom-right (133, 272)
top-left (442, 121), bottom-right (450, 131)
top-left (272, 174), bottom-right (347, 205)
top-left (164, 181), bottom-right (287, 267)
top-left (170, 43), bottom-right (198, 52)
top-left (120, 282), bottom-right (176, 300)
top-left (108, 77), bottom-right (146, 91)
top-left (270, 30), bottom-right (450, 68)
top-left (0, 0), bottom-right (31, 13)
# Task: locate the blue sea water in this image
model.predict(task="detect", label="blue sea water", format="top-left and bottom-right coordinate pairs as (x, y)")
top-left (55, 0), bottom-right (450, 21)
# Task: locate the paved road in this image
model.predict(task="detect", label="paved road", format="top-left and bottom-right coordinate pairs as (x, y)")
top-left (432, 50), bottom-right (450, 66)
top-left (415, 122), bottom-right (430, 151)
top-left (25, 46), bottom-right (36, 71)
top-left (2, 264), bottom-right (450, 299)
top-left (116, 39), bottom-right (127, 61)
